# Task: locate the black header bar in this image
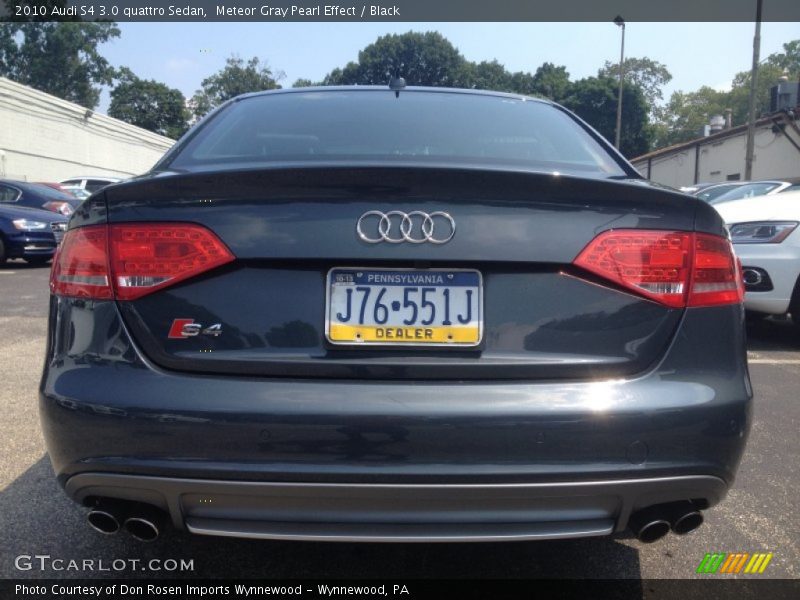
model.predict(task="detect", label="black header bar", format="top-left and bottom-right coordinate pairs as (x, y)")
top-left (3, 0), bottom-right (800, 22)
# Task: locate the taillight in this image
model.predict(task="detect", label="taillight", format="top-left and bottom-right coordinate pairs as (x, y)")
top-left (573, 230), bottom-right (743, 308)
top-left (50, 226), bottom-right (112, 299)
top-left (50, 223), bottom-right (234, 301)
top-left (687, 233), bottom-right (744, 307)
top-left (43, 201), bottom-right (73, 215)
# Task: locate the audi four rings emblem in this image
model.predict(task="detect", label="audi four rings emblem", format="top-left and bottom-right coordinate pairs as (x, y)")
top-left (357, 211), bottom-right (456, 244)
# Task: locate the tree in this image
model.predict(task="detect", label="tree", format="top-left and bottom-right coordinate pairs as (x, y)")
top-left (765, 39), bottom-right (800, 73)
top-left (528, 62), bottom-right (571, 101)
top-left (657, 86), bottom-right (730, 147)
top-left (292, 78), bottom-right (315, 88)
top-left (0, 22), bottom-right (120, 109)
top-left (598, 57), bottom-right (672, 116)
top-left (108, 68), bottom-right (189, 139)
top-left (315, 31), bottom-right (656, 157)
top-left (322, 31), bottom-right (467, 87)
top-left (191, 56), bottom-right (284, 119)
top-left (459, 60), bottom-right (512, 91)
top-left (654, 39), bottom-right (799, 149)
top-left (727, 63), bottom-right (787, 126)
top-left (562, 76), bottom-right (652, 158)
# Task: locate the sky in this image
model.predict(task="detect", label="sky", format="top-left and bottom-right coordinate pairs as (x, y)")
top-left (96, 22), bottom-right (800, 114)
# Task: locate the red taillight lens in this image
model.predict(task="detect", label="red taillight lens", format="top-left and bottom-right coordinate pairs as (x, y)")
top-left (50, 225), bottom-right (112, 299)
top-left (50, 224), bottom-right (234, 301)
top-left (573, 230), bottom-right (743, 308)
top-left (687, 233), bottom-right (744, 307)
top-left (109, 224), bottom-right (234, 300)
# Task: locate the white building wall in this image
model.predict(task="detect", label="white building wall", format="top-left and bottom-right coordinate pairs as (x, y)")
top-left (751, 124), bottom-right (800, 180)
top-left (0, 77), bottom-right (174, 182)
top-left (637, 148), bottom-right (696, 189)
top-left (632, 121), bottom-right (800, 188)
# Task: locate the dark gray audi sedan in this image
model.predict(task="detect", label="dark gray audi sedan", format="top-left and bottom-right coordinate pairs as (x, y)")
top-left (41, 86), bottom-right (751, 544)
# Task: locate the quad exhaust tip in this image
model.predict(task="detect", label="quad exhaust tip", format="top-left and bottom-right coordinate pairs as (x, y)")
top-left (87, 499), bottom-right (165, 541)
top-left (629, 508), bottom-right (671, 544)
top-left (87, 508), bottom-right (121, 535)
top-left (124, 516), bottom-right (161, 542)
top-left (630, 501), bottom-right (704, 543)
top-left (668, 501), bottom-right (704, 535)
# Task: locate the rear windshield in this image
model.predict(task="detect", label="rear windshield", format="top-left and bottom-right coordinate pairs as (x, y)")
top-left (168, 90), bottom-right (625, 176)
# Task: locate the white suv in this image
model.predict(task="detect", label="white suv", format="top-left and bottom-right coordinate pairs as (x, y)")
top-left (715, 190), bottom-right (800, 320)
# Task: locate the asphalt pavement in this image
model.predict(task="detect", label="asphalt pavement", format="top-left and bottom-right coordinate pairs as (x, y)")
top-left (1, 260), bottom-right (797, 584)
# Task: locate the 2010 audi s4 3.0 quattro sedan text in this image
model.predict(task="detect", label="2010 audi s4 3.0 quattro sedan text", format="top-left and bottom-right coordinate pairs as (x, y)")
top-left (41, 86), bottom-right (751, 544)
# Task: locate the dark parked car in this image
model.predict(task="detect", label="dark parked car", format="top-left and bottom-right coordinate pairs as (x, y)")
top-left (41, 87), bottom-right (750, 545)
top-left (0, 204), bottom-right (67, 265)
top-left (0, 179), bottom-right (82, 216)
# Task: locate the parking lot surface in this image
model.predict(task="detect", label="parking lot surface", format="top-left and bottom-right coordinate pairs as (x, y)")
top-left (1, 261), bottom-right (798, 581)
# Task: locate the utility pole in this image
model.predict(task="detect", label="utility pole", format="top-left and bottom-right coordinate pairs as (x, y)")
top-left (614, 15), bottom-right (626, 150)
top-left (744, 0), bottom-right (763, 180)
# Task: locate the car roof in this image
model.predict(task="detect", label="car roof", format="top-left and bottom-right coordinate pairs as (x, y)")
top-left (59, 176), bottom-right (121, 181)
top-left (233, 85), bottom-right (554, 106)
top-left (704, 182), bottom-right (746, 188)
top-left (714, 189), bottom-right (800, 223)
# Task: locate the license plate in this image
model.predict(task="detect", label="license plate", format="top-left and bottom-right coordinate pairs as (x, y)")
top-left (325, 268), bottom-right (483, 346)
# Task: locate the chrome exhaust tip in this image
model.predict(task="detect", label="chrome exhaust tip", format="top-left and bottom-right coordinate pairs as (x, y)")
top-left (124, 517), bottom-right (160, 542)
top-left (87, 510), bottom-right (120, 534)
top-left (86, 500), bottom-right (126, 535)
top-left (742, 268), bottom-right (763, 286)
top-left (123, 505), bottom-right (164, 542)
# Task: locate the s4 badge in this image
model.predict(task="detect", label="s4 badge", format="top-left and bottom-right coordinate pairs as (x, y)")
top-left (168, 319), bottom-right (223, 339)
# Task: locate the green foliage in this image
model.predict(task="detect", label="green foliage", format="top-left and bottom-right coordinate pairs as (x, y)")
top-left (322, 32), bottom-right (466, 87)
top-left (319, 31), bottom-right (651, 155)
top-left (459, 60), bottom-right (512, 91)
top-left (292, 78), bottom-right (315, 88)
top-left (562, 76), bottom-right (653, 158)
top-left (318, 32), bottom-right (571, 102)
top-left (108, 68), bottom-right (189, 139)
top-left (191, 56), bottom-right (284, 119)
top-left (727, 63), bottom-right (790, 125)
top-left (656, 39), bottom-right (799, 149)
top-left (528, 63), bottom-right (571, 101)
top-left (765, 39), bottom-right (800, 73)
top-left (656, 86), bottom-right (731, 147)
top-left (598, 57), bottom-right (672, 114)
top-left (0, 22), bottom-right (119, 109)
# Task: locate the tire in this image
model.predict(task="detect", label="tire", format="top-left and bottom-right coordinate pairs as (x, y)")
top-left (789, 275), bottom-right (800, 327)
top-left (24, 256), bottom-right (51, 266)
top-left (0, 236), bottom-right (6, 265)
top-left (745, 311), bottom-right (770, 326)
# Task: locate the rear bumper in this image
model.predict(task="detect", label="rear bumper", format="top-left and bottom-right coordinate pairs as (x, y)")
top-left (735, 242), bottom-right (800, 315)
top-left (40, 298), bottom-right (752, 540)
top-left (65, 473), bottom-right (727, 541)
top-left (4, 232), bottom-right (57, 259)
